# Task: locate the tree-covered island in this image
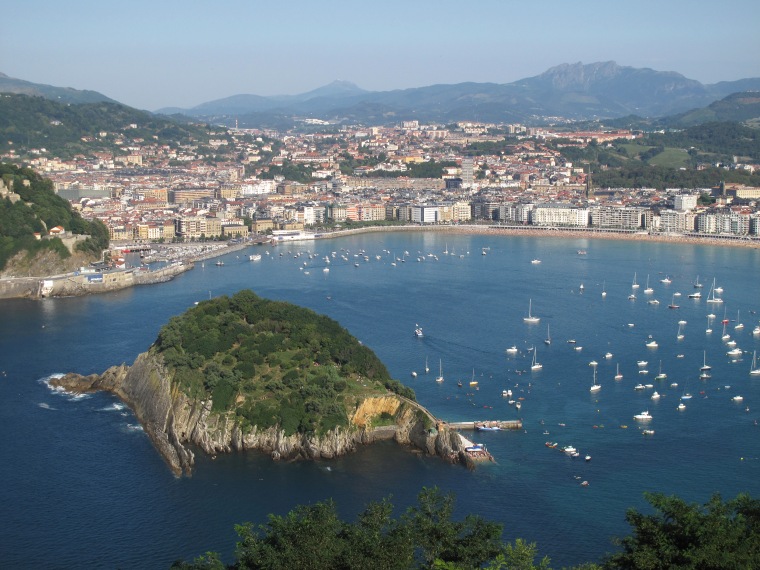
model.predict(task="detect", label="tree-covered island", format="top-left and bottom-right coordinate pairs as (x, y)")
top-left (51, 290), bottom-right (466, 475)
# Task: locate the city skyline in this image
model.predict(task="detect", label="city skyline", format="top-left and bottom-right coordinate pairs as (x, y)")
top-left (2, 0), bottom-right (759, 112)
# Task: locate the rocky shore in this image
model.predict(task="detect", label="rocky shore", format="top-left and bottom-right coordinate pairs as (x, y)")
top-left (50, 351), bottom-right (468, 476)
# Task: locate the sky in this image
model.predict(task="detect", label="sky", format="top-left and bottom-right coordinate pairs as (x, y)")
top-left (2, 0), bottom-right (759, 112)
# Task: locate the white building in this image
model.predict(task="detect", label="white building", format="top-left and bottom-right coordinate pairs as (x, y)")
top-left (532, 204), bottom-right (589, 227)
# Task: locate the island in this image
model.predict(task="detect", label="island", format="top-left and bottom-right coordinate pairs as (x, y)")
top-left (51, 290), bottom-right (479, 475)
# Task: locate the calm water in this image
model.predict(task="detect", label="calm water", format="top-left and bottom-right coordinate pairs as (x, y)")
top-left (1, 233), bottom-right (759, 569)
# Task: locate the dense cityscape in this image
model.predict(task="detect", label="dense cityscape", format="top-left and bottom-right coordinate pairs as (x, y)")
top-left (5, 119), bottom-right (759, 244)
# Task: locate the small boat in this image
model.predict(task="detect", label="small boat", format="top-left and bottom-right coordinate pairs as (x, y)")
top-left (249, 253), bottom-right (262, 261)
top-left (566, 339), bottom-right (577, 344)
top-left (733, 395), bottom-right (744, 402)
top-left (634, 383), bottom-right (646, 390)
top-left (589, 360), bottom-right (598, 367)
top-left (425, 357), bottom-right (430, 374)
top-left (579, 283), bottom-right (585, 291)
top-left (727, 347), bottom-right (743, 357)
top-left (637, 360), bottom-right (648, 367)
top-left (753, 325), bottom-right (760, 336)
top-left (655, 361), bottom-right (667, 381)
top-left (735, 310), bottom-right (744, 330)
top-left (502, 389), bottom-right (512, 397)
top-left (681, 393), bottom-right (693, 400)
top-left (322, 267), bottom-right (329, 273)
top-left (515, 401), bottom-right (522, 410)
top-left (651, 391), bottom-right (661, 400)
top-left (545, 442), bottom-right (558, 448)
top-left (469, 369), bottom-right (478, 386)
top-left (531, 347), bottom-right (543, 371)
top-left (436, 360), bottom-right (444, 383)
top-left (601, 281), bottom-right (607, 298)
top-left (414, 325), bottom-right (424, 338)
top-left (585, 455), bottom-right (591, 462)
top-left (688, 291), bottom-right (701, 299)
top-left (531, 259), bottom-right (541, 264)
top-left (605, 352), bottom-right (613, 359)
top-left (668, 294), bottom-right (680, 309)
top-left (214, 260), bottom-right (224, 266)
top-left (676, 322), bottom-right (685, 340)
top-left (523, 299), bottom-right (540, 324)
top-left (563, 445), bottom-right (578, 456)
top-left (628, 294), bottom-right (636, 300)
top-left (678, 402), bottom-right (686, 411)
top-left (506, 345), bottom-right (518, 354)
top-left (647, 299), bottom-right (659, 305)
top-left (706, 278), bottom-right (723, 304)
top-left (660, 276), bottom-right (671, 284)
top-left (589, 368), bottom-right (601, 393)
top-left (750, 351), bottom-right (760, 376)
top-left (614, 363), bottom-right (623, 381)
top-left (632, 272), bottom-right (639, 289)
top-left (642, 429), bottom-right (655, 435)
top-left (411, 371), bottom-right (417, 378)
top-left (476, 424), bottom-right (501, 431)
top-left (544, 324), bottom-right (551, 345)
top-left (633, 410), bottom-right (652, 421)
top-left (693, 275), bottom-right (703, 288)
top-left (577, 250), bottom-right (587, 255)
top-left (701, 351), bottom-right (711, 372)
top-left (644, 275), bottom-right (653, 295)
top-left (645, 338), bottom-right (658, 348)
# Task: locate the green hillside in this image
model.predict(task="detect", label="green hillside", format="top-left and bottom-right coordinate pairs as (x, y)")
top-left (0, 163), bottom-right (108, 271)
top-left (0, 94), bottom-right (214, 160)
top-left (154, 290), bottom-right (415, 436)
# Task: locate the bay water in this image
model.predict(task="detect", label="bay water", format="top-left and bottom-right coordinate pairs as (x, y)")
top-left (1, 232), bottom-right (759, 568)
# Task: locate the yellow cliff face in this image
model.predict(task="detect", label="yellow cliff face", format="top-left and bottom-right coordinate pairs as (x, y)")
top-left (350, 396), bottom-right (402, 428)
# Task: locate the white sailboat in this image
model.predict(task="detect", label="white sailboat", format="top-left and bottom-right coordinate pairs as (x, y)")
top-left (705, 316), bottom-right (713, 335)
top-left (544, 324), bottom-right (552, 345)
top-left (694, 275), bottom-right (703, 288)
top-left (644, 274), bottom-right (653, 295)
top-left (601, 281), bottom-right (607, 298)
top-left (750, 351), bottom-right (760, 376)
top-left (590, 367), bottom-right (601, 392)
top-left (435, 360), bottom-right (444, 383)
top-left (632, 272), bottom-right (639, 289)
top-left (523, 299), bottom-right (540, 324)
top-left (676, 322), bottom-right (685, 340)
top-left (531, 347), bottom-right (543, 371)
top-left (614, 363), bottom-right (623, 380)
top-left (721, 323), bottom-right (730, 341)
top-left (706, 278), bottom-right (723, 304)
top-left (735, 310), bottom-right (744, 330)
top-left (700, 351), bottom-right (711, 372)
top-left (655, 360), bottom-right (667, 381)
top-left (425, 357), bottom-right (430, 374)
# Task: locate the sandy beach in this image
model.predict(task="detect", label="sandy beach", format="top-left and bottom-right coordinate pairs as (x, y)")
top-left (312, 224), bottom-right (760, 250)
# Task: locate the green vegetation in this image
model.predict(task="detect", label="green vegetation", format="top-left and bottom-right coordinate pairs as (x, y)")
top-left (154, 290), bottom-right (414, 436)
top-left (0, 94), bottom-right (215, 160)
top-left (171, 490), bottom-right (759, 569)
top-left (0, 163), bottom-right (108, 270)
top-left (548, 122), bottom-right (760, 189)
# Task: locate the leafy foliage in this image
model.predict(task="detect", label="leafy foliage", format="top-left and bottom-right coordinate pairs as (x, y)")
top-left (154, 290), bottom-right (414, 436)
top-left (173, 487), bottom-right (528, 570)
top-left (603, 492), bottom-right (760, 569)
top-left (0, 94), bottom-right (213, 160)
top-left (0, 163), bottom-right (108, 269)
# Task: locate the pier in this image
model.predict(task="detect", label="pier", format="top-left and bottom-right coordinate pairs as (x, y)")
top-left (446, 420), bottom-right (523, 430)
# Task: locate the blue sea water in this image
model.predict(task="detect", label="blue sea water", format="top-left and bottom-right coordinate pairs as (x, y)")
top-left (1, 232), bottom-right (759, 569)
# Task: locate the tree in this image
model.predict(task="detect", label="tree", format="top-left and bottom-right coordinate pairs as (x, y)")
top-left (603, 492), bottom-right (760, 569)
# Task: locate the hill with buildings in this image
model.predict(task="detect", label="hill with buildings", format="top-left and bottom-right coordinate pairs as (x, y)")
top-left (0, 163), bottom-right (108, 275)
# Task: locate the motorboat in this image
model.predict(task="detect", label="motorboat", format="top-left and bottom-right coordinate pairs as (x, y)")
top-left (637, 360), bottom-right (648, 367)
top-left (414, 325), bottom-right (424, 338)
top-left (506, 346), bottom-right (518, 354)
top-left (651, 391), bottom-right (661, 400)
top-left (633, 410), bottom-right (652, 421)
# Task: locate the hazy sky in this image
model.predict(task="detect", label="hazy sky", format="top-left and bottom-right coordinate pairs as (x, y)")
top-left (3, 0), bottom-right (759, 111)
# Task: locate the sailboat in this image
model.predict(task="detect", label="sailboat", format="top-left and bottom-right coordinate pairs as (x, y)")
top-left (644, 274), bottom-right (653, 294)
top-left (531, 347), bottom-right (543, 371)
top-left (601, 281), bottom-right (607, 298)
top-left (668, 294), bottom-right (680, 309)
top-left (705, 316), bottom-right (713, 334)
top-left (425, 357), bottom-right (430, 374)
top-left (544, 324), bottom-right (552, 345)
top-left (435, 360), bottom-right (444, 383)
top-left (523, 299), bottom-right (540, 323)
top-left (614, 363), bottom-right (623, 380)
top-left (469, 369), bottom-right (478, 386)
top-left (706, 278), bottom-right (723, 304)
top-left (750, 351), bottom-right (760, 376)
top-left (676, 322), bottom-right (685, 340)
top-left (590, 367), bottom-right (601, 392)
top-left (655, 360), bottom-right (667, 381)
top-left (632, 272), bottom-right (639, 289)
top-left (694, 275), bottom-right (703, 288)
top-left (735, 310), bottom-right (744, 330)
top-left (721, 323), bottom-right (730, 341)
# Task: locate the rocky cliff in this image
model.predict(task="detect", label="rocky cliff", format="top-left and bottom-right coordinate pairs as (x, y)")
top-left (51, 352), bottom-right (465, 476)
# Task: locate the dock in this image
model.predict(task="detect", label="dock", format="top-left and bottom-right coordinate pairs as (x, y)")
top-left (446, 420), bottom-right (523, 430)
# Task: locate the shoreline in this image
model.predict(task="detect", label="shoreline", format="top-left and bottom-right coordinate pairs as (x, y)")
top-left (312, 224), bottom-right (760, 250)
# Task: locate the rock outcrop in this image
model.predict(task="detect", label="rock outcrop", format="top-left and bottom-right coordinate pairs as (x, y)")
top-left (51, 352), bottom-right (466, 476)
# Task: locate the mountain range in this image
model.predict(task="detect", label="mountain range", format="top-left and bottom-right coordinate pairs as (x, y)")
top-left (2, 62), bottom-right (759, 127)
